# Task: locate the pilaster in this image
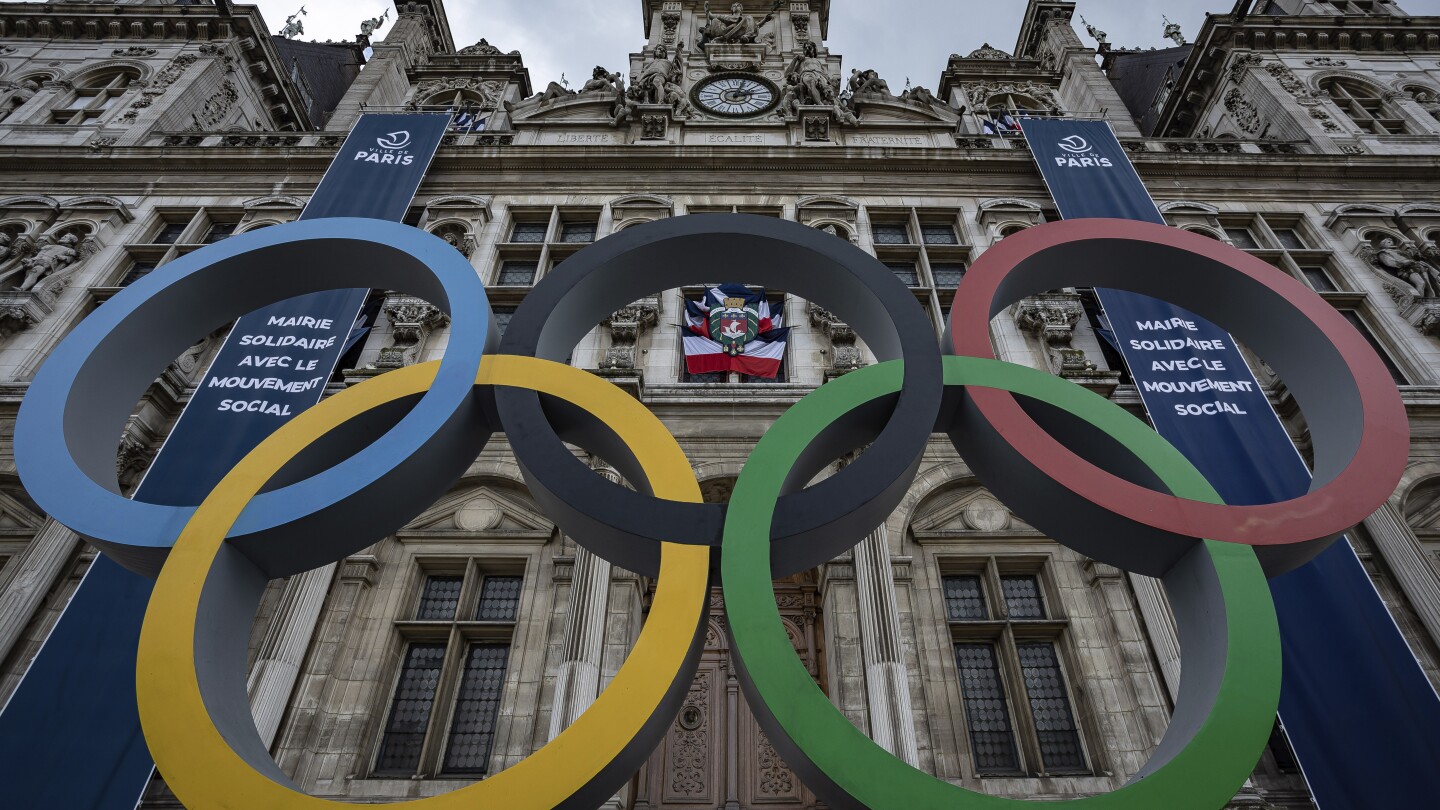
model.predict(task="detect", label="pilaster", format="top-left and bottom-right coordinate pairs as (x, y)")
top-left (852, 525), bottom-right (920, 766)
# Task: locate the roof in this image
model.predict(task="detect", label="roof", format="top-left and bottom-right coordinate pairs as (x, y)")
top-left (271, 37), bottom-right (364, 127)
top-left (1104, 45), bottom-right (1193, 136)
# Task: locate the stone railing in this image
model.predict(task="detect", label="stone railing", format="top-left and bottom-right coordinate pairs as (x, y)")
top-left (146, 130), bottom-right (515, 148)
top-left (953, 134), bottom-right (1307, 154)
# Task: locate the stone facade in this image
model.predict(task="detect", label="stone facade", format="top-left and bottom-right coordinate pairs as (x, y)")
top-left (0, 1), bottom-right (1437, 809)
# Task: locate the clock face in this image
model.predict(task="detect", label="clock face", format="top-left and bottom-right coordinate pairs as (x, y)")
top-left (693, 74), bottom-right (778, 117)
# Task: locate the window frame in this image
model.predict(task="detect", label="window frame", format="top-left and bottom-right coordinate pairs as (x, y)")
top-left (940, 557), bottom-right (1091, 778)
top-left (50, 69), bottom-right (137, 126)
top-left (374, 558), bottom-right (526, 779)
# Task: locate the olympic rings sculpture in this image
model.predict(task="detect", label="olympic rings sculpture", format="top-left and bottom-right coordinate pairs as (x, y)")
top-left (14, 213), bottom-right (1407, 810)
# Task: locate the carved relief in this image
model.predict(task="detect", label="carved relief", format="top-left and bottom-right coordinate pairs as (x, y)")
top-left (668, 669), bottom-right (711, 797)
top-left (1015, 293), bottom-right (1101, 377)
top-left (755, 730), bottom-right (795, 796)
top-left (600, 297), bottom-right (659, 370)
top-left (187, 79), bottom-right (238, 131)
top-left (661, 10), bottom-right (681, 45)
top-left (641, 112), bottom-right (668, 140)
top-left (414, 77), bottom-right (505, 110)
top-left (0, 226), bottom-right (99, 337)
top-left (120, 53), bottom-right (197, 124)
top-left (376, 295), bottom-right (449, 368)
top-left (808, 303), bottom-right (864, 377)
top-left (1224, 88), bottom-right (1262, 134)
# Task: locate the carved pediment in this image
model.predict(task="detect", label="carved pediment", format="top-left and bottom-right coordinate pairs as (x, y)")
top-left (403, 485), bottom-right (553, 533)
top-left (509, 92), bottom-right (617, 124)
top-left (851, 96), bottom-right (956, 123)
top-left (910, 487), bottom-right (1035, 536)
top-left (0, 488), bottom-right (43, 533)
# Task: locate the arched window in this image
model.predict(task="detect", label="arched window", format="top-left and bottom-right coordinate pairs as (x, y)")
top-left (419, 89), bottom-right (489, 132)
top-left (52, 69), bottom-right (139, 125)
top-left (1321, 78), bottom-right (1405, 135)
top-left (1000, 224), bottom-right (1029, 238)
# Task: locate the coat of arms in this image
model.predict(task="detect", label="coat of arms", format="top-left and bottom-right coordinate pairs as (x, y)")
top-left (709, 295), bottom-right (760, 355)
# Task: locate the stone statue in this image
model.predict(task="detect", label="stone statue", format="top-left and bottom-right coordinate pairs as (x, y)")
top-left (536, 79), bottom-right (575, 103)
top-left (359, 9), bottom-right (388, 38)
top-left (1363, 237), bottom-right (1440, 298)
top-left (1079, 14), bottom-right (1107, 45)
top-left (0, 232), bottom-right (12, 264)
top-left (901, 84), bottom-right (939, 107)
top-left (581, 66), bottom-right (623, 94)
top-left (1, 79), bottom-right (40, 123)
top-left (699, 1), bottom-right (780, 47)
top-left (849, 69), bottom-right (892, 98)
top-left (612, 85), bottom-right (642, 128)
top-left (1162, 15), bottom-right (1186, 47)
top-left (279, 7), bottom-right (307, 40)
top-left (777, 75), bottom-right (801, 119)
top-left (637, 43), bottom-right (683, 105)
top-left (15, 234), bottom-right (78, 292)
top-left (662, 81), bottom-right (693, 118)
top-left (784, 41), bottom-right (833, 106)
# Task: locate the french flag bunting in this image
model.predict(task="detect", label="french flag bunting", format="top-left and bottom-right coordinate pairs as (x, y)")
top-left (683, 284), bottom-right (788, 378)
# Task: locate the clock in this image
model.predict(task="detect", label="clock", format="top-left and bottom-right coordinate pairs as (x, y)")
top-left (692, 73), bottom-right (779, 117)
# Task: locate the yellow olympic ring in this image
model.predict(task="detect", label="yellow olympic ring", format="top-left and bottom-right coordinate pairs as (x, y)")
top-left (137, 356), bottom-right (710, 809)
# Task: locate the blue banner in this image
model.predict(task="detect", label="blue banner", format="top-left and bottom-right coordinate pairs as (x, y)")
top-left (0, 114), bottom-right (449, 808)
top-left (1021, 117), bottom-right (1440, 807)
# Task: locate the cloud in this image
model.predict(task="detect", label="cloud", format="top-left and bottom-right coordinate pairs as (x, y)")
top-left (232, 0), bottom-right (1434, 97)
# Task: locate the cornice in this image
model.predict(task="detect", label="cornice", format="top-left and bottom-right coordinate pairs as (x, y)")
top-left (1155, 13), bottom-right (1440, 136)
top-left (0, 3), bottom-right (312, 131)
top-left (0, 143), bottom-right (1435, 187)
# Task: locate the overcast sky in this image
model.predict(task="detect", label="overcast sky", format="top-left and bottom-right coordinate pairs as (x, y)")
top-left (238, 0), bottom-right (1436, 95)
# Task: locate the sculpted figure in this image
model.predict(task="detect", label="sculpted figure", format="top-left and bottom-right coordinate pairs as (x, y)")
top-left (611, 85), bottom-right (641, 127)
top-left (777, 75), bottom-right (800, 119)
top-left (1366, 237), bottom-right (1440, 297)
top-left (17, 234), bottom-right (78, 292)
top-left (537, 80), bottom-right (574, 103)
top-left (699, 1), bottom-right (779, 46)
top-left (359, 9), bottom-right (388, 37)
top-left (662, 81), bottom-right (693, 118)
top-left (1, 79), bottom-right (40, 122)
top-left (0, 232), bottom-right (11, 265)
top-left (902, 84), bottom-right (939, 107)
top-left (785, 41), bottom-right (833, 106)
top-left (581, 66), bottom-right (622, 94)
top-left (637, 43), bottom-right (683, 105)
top-left (851, 69), bottom-right (892, 98)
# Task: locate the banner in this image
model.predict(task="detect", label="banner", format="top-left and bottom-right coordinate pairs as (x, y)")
top-left (0, 114), bottom-right (449, 808)
top-left (1021, 117), bottom-right (1440, 807)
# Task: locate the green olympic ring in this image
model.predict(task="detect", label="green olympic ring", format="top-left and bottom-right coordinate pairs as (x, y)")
top-left (723, 357), bottom-right (1281, 809)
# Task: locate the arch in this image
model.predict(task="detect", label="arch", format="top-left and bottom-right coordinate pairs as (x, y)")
top-left (807, 218), bottom-right (852, 240)
top-left (610, 194), bottom-right (673, 210)
top-left (242, 195), bottom-right (306, 211)
top-left (427, 194), bottom-right (493, 210)
top-left (1158, 201), bottom-right (1221, 215)
top-left (978, 197), bottom-right (1043, 212)
top-left (612, 217), bottom-right (656, 231)
top-left (237, 220), bottom-right (282, 232)
top-left (47, 220), bottom-right (97, 239)
top-left (796, 194), bottom-right (859, 210)
top-left (61, 60), bottom-right (149, 86)
top-left (1398, 203), bottom-right (1440, 216)
top-left (1183, 226), bottom-right (1225, 240)
top-left (58, 195), bottom-right (134, 222)
top-left (1333, 203), bottom-right (1396, 217)
top-left (0, 195), bottom-right (59, 212)
top-left (998, 222), bottom-right (1032, 238)
top-left (1309, 70), bottom-right (1392, 99)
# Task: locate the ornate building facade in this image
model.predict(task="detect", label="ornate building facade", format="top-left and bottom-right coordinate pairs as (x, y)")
top-left (0, 0), bottom-right (1438, 807)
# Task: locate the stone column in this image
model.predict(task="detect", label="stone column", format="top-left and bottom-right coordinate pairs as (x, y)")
top-left (246, 563), bottom-right (336, 746)
top-left (0, 518), bottom-right (81, 664)
top-left (1363, 502), bottom-right (1440, 648)
top-left (547, 543), bottom-right (613, 739)
top-left (852, 524), bottom-right (920, 766)
top-left (1126, 573), bottom-right (1181, 702)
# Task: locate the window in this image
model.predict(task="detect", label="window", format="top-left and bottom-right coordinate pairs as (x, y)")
top-left (492, 305), bottom-right (517, 336)
top-left (559, 220), bottom-right (596, 243)
top-left (497, 261), bottom-right (537, 286)
top-left (151, 222), bottom-right (189, 245)
top-left (51, 69), bottom-right (136, 125)
top-left (1271, 228), bottom-right (1307, 251)
top-left (1300, 265), bottom-right (1338, 292)
top-left (884, 261), bottom-right (920, 287)
top-left (119, 260), bottom-right (157, 287)
top-left (1078, 289), bottom-right (1131, 385)
top-left (931, 263), bottom-right (967, 289)
top-left (943, 564), bottom-right (1087, 777)
top-left (203, 222), bottom-right (237, 243)
top-left (1224, 227), bottom-right (1259, 250)
top-left (1322, 79), bottom-right (1406, 135)
top-left (509, 221), bottom-right (548, 243)
top-left (376, 565), bottom-right (524, 778)
top-left (871, 223), bottom-right (910, 245)
top-left (921, 222), bottom-right (959, 245)
top-left (1340, 310), bottom-right (1407, 385)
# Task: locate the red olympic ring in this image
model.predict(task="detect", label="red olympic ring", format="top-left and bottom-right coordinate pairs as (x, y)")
top-left (948, 218), bottom-right (1408, 576)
